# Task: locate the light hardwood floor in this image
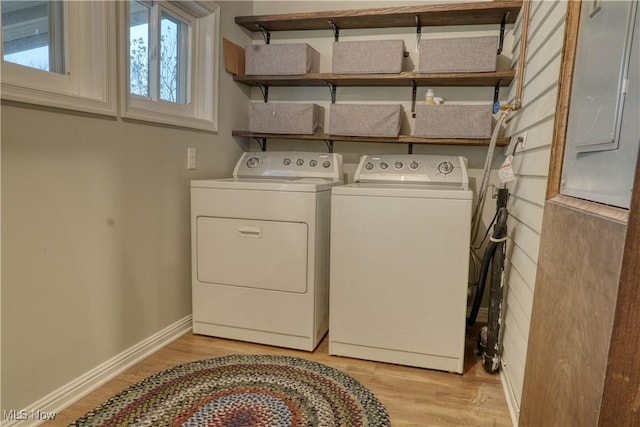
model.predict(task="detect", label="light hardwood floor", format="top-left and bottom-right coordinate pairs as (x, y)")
top-left (46, 329), bottom-right (512, 427)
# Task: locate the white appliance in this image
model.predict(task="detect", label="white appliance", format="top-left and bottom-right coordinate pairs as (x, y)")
top-left (329, 154), bottom-right (472, 373)
top-left (191, 151), bottom-right (343, 351)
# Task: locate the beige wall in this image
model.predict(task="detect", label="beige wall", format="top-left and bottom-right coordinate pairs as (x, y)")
top-left (501, 0), bottom-right (568, 420)
top-left (0, 0), bottom-right (252, 412)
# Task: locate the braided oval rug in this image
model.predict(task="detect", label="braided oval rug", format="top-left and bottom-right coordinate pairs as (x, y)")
top-left (70, 354), bottom-right (390, 426)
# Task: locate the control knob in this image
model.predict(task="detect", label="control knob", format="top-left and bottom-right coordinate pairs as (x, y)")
top-left (380, 161), bottom-right (389, 170)
top-left (283, 158), bottom-right (291, 166)
top-left (437, 161), bottom-right (454, 175)
top-left (322, 161), bottom-right (331, 168)
top-left (296, 158), bottom-right (304, 166)
top-left (245, 157), bottom-right (260, 168)
top-left (409, 161), bottom-right (419, 170)
top-left (309, 159), bottom-right (317, 167)
top-left (365, 162), bottom-right (374, 170)
top-left (395, 161), bottom-right (404, 170)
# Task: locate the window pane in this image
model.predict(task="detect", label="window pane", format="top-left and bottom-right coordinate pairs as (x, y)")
top-left (160, 12), bottom-right (188, 104)
top-left (2, 0), bottom-right (65, 73)
top-left (129, 1), bottom-right (150, 98)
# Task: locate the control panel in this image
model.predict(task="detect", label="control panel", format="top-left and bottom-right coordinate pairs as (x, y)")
top-left (354, 154), bottom-right (468, 186)
top-left (233, 151), bottom-right (343, 181)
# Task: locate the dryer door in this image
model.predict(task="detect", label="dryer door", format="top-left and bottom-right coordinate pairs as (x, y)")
top-left (196, 217), bottom-right (308, 293)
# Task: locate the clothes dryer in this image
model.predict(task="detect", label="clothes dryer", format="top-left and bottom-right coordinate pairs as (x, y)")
top-left (329, 154), bottom-right (472, 373)
top-left (191, 151), bottom-right (343, 351)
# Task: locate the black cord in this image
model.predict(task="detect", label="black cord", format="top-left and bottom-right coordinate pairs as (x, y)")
top-left (474, 208), bottom-right (499, 250)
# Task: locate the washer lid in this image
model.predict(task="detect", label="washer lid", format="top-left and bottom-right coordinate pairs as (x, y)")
top-left (191, 177), bottom-right (339, 192)
top-left (331, 182), bottom-right (473, 199)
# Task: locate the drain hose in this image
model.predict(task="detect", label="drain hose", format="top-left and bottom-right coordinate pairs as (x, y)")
top-left (471, 110), bottom-right (509, 246)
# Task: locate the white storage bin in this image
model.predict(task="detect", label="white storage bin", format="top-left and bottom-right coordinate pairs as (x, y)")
top-left (245, 43), bottom-right (320, 75)
top-left (329, 104), bottom-right (403, 137)
top-left (250, 103), bottom-right (325, 134)
top-left (414, 104), bottom-right (492, 138)
top-left (332, 40), bottom-right (406, 74)
top-left (418, 36), bottom-right (498, 73)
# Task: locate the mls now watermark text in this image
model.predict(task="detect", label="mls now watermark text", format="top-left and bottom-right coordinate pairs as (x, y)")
top-left (3, 409), bottom-right (57, 421)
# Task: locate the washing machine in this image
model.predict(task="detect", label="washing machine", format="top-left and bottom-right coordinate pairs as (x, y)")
top-left (329, 154), bottom-right (472, 373)
top-left (191, 151), bottom-right (343, 351)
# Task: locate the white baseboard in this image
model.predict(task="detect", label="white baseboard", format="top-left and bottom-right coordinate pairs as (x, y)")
top-left (3, 315), bottom-right (192, 427)
top-left (500, 367), bottom-right (520, 427)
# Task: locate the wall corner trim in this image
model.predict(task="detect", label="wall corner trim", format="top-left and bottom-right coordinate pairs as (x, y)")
top-left (4, 315), bottom-right (193, 427)
top-left (500, 368), bottom-right (520, 427)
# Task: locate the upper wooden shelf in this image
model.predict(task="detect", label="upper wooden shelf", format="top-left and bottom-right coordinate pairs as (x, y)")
top-left (232, 130), bottom-right (510, 147)
top-left (234, 70), bottom-right (515, 88)
top-left (235, 1), bottom-right (521, 32)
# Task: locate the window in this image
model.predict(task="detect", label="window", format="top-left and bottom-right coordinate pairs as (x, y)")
top-left (121, 1), bottom-right (220, 132)
top-left (0, 0), bottom-right (217, 130)
top-left (128, 2), bottom-right (189, 103)
top-left (2, 1), bottom-right (65, 73)
top-left (0, 1), bottom-right (116, 115)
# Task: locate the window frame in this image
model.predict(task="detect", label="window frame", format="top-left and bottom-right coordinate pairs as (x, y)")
top-left (0, 1), bottom-right (117, 116)
top-left (120, 0), bottom-right (220, 132)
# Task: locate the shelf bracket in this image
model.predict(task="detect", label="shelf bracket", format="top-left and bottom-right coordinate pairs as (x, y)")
top-left (497, 11), bottom-right (510, 55)
top-left (256, 83), bottom-right (269, 102)
top-left (328, 20), bottom-right (339, 42)
top-left (415, 16), bottom-right (422, 52)
top-left (411, 80), bottom-right (417, 117)
top-left (327, 82), bottom-right (337, 104)
top-left (324, 140), bottom-right (334, 153)
top-left (253, 137), bottom-right (268, 151)
top-left (256, 24), bottom-right (271, 44)
top-left (493, 80), bottom-right (503, 113)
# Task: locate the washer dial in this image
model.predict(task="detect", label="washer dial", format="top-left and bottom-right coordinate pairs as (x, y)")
top-left (310, 159), bottom-right (317, 167)
top-left (365, 162), bottom-right (374, 170)
top-left (409, 161), bottom-right (419, 170)
top-left (437, 161), bottom-right (454, 175)
top-left (395, 161), bottom-right (404, 170)
top-left (322, 161), bottom-right (331, 168)
top-left (283, 158), bottom-right (291, 166)
top-left (296, 158), bottom-right (304, 166)
top-left (380, 161), bottom-right (389, 170)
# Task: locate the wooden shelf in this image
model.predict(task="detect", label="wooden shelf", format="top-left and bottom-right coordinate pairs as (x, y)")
top-left (232, 130), bottom-right (510, 147)
top-left (235, 1), bottom-right (521, 32)
top-left (234, 70), bottom-right (515, 88)
top-left (233, 1), bottom-right (520, 149)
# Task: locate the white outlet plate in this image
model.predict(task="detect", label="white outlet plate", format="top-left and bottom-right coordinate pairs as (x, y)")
top-left (187, 148), bottom-right (196, 170)
top-left (516, 131), bottom-right (527, 151)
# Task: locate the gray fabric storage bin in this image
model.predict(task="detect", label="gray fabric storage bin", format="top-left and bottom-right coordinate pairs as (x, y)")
top-left (332, 40), bottom-right (406, 74)
top-left (245, 43), bottom-right (320, 75)
top-left (418, 36), bottom-right (498, 73)
top-left (414, 104), bottom-right (492, 138)
top-left (250, 103), bottom-right (324, 134)
top-left (329, 104), bottom-right (403, 137)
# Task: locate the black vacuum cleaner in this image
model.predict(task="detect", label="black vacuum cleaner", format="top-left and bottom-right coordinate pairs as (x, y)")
top-left (468, 188), bottom-right (509, 374)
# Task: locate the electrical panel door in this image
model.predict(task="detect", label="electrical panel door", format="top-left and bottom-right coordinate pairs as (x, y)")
top-left (562, 2), bottom-right (639, 208)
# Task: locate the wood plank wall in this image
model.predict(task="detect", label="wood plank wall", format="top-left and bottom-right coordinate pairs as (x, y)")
top-left (500, 0), bottom-right (568, 419)
top-left (519, 198), bottom-right (626, 426)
